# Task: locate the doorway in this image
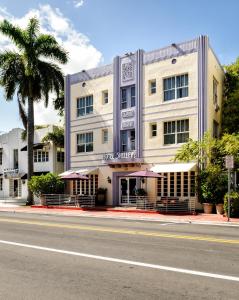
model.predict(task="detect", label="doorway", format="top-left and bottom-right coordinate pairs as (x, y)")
top-left (119, 177), bottom-right (137, 205)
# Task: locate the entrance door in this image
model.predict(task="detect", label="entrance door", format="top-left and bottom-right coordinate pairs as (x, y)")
top-left (13, 179), bottom-right (18, 197)
top-left (119, 177), bottom-right (137, 205)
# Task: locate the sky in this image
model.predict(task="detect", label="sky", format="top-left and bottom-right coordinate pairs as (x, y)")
top-left (0, 0), bottom-right (239, 132)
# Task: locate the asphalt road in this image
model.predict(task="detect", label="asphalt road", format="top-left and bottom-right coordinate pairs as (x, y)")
top-left (0, 211), bottom-right (238, 300)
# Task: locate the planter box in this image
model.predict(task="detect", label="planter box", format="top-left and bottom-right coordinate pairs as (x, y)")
top-left (216, 203), bottom-right (224, 215)
top-left (203, 203), bottom-right (213, 214)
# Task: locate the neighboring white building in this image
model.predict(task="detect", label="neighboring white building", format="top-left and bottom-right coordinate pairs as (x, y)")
top-left (0, 126), bottom-right (64, 201)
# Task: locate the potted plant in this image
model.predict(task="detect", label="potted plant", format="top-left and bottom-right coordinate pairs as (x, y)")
top-left (95, 188), bottom-right (107, 206)
top-left (199, 166), bottom-right (227, 214)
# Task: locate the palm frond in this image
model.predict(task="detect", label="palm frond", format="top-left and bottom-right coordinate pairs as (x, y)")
top-left (0, 19), bottom-right (27, 50)
top-left (36, 34), bottom-right (68, 64)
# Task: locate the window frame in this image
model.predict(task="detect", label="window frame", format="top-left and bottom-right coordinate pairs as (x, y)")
top-left (120, 129), bottom-right (135, 152)
top-left (120, 85), bottom-right (136, 110)
top-left (77, 95), bottom-right (93, 117)
top-left (102, 129), bottom-right (108, 144)
top-left (163, 74), bottom-right (188, 102)
top-left (163, 119), bottom-right (189, 145)
top-left (76, 132), bottom-right (93, 153)
top-left (149, 79), bottom-right (156, 95)
top-left (34, 150), bottom-right (49, 163)
top-left (150, 123), bottom-right (157, 137)
top-left (213, 77), bottom-right (218, 105)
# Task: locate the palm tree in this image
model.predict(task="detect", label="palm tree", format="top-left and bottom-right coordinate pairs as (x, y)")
top-left (0, 18), bottom-right (68, 204)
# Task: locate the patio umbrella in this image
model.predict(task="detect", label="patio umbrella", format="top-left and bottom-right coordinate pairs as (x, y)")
top-left (126, 170), bottom-right (165, 196)
top-left (60, 172), bottom-right (89, 180)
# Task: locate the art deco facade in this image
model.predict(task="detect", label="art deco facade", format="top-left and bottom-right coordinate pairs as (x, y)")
top-left (65, 36), bottom-right (224, 207)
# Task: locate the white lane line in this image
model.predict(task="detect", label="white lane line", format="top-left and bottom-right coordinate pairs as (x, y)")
top-left (0, 239), bottom-right (239, 282)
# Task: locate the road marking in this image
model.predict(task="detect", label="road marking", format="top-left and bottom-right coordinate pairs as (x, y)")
top-left (0, 217), bottom-right (239, 245)
top-left (0, 239), bottom-right (238, 282)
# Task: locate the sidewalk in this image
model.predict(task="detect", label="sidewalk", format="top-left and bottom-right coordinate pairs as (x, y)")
top-left (0, 205), bottom-right (239, 226)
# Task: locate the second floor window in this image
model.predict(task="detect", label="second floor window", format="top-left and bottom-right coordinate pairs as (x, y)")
top-left (57, 151), bottom-right (65, 162)
top-left (102, 129), bottom-right (108, 144)
top-left (120, 130), bottom-right (135, 152)
top-left (77, 132), bottom-right (93, 153)
top-left (77, 95), bottom-right (93, 117)
top-left (164, 74), bottom-right (188, 101)
top-left (34, 150), bottom-right (49, 162)
top-left (164, 119), bottom-right (189, 145)
top-left (121, 85), bottom-right (136, 109)
top-left (151, 123), bottom-right (157, 137)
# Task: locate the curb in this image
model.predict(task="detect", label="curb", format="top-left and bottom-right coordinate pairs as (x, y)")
top-left (31, 205), bottom-right (197, 215)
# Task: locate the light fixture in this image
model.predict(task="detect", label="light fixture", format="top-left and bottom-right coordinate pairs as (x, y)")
top-left (107, 176), bottom-right (111, 183)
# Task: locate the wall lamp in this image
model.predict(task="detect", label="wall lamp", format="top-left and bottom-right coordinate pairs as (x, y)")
top-left (107, 176), bottom-right (111, 184)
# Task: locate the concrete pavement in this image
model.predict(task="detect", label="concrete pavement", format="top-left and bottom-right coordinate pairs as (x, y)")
top-left (0, 212), bottom-right (239, 299)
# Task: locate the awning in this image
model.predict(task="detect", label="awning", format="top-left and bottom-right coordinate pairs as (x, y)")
top-left (150, 162), bottom-right (197, 173)
top-left (59, 167), bottom-right (98, 177)
top-left (21, 171), bottom-right (49, 180)
top-left (21, 143), bottom-right (48, 151)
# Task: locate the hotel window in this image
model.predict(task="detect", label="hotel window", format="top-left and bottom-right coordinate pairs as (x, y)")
top-left (176, 172), bottom-right (181, 197)
top-left (0, 148), bottom-right (2, 165)
top-left (77, 95), bottom-right (93, 117)
top-left (120, 85), bottom-right (136, 109)
top-left (170, 173), bottom-right (174, 196)
top-left (163, 74), bottom-right (188, 101)
top-left (57, 151), bottom-right (64, 162)
top-left (164, 119), bottom-right (189, 145)
top-left (102, 129), bottom-right (108, 144)
top-left (102, 90), bottom-right (108, 104)
top-left (151, 123), bottom-right (157, 137)
top-left (183, 172), bottom-right (188, 197)
top-left (120, 130), bottom-right (135, 152)
top-left (213, 78), bottom-right (218, 105)
top-left (0, 178), bottom-right (2, 191)
top-left (157, 176), bottom-right (163, 196)
top-left (149, 79), bottom-right (156, 94)
top-left (13, 149), bottom-right (18, 169)
top-left (34, 150), bottom-right (49, 162)
top-left (77, 132), bottom-right (93, 153)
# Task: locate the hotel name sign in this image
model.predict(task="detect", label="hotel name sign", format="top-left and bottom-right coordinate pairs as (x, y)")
top-left (103, 151), bottom-right (136, 161)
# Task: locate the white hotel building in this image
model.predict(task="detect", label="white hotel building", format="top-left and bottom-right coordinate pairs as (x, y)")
top-left (65, 36), bottom-right (224, 209)
top-left (0, 126), bottom-right (64, 201)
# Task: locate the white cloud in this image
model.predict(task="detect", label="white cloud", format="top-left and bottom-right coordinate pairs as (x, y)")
top-left (0, 4), bottom-right (103, 126)
top-left (73, 0), bottom-right (84, 8)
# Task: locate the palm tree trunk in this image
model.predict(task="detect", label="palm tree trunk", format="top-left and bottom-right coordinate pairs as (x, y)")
top-left (26, 97), bottom-right (34, 205)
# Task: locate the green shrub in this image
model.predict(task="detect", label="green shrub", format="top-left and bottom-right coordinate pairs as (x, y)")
top-left (224, 192), bottom-right (239, 217)
top-left (198, 165), bottom-right (227, 204)
top-left (28, 173), bottom-right (64, 197)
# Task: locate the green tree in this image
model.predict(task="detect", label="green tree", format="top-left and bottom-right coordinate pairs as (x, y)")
top-left (42, 126), bottom-right (64, 148)
top-left (222, 58), bottom-right (239, 134)
top-left (0, 18), bottom-right (68, 205)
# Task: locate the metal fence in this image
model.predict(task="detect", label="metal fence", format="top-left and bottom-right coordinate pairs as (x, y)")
top-left (41, 194), bottom-right (95, 208)
top-left (120, 196), bottom-right (196, 213)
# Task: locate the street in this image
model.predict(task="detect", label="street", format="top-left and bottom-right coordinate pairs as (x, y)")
top-left (0, 212), bottom-right (238, 300)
